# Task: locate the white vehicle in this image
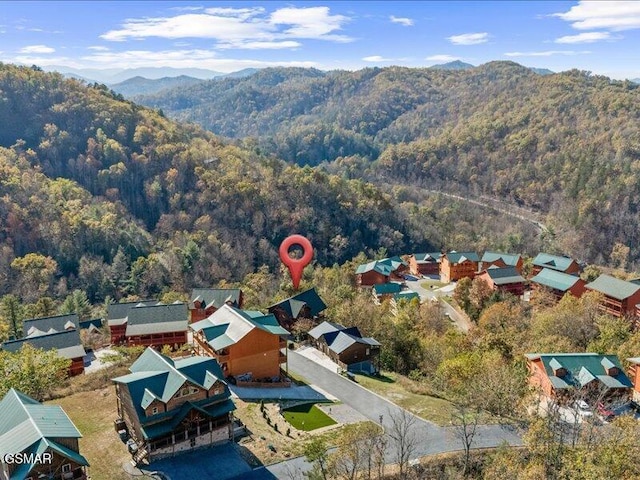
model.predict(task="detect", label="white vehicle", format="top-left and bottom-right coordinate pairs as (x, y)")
top-left (573, 400), bottom-right (593, 417)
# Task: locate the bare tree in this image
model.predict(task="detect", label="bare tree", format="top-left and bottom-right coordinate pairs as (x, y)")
top-left (386, 408), bottom-right (418, 478)
top-left (451, 404), bottom-right (480, 476)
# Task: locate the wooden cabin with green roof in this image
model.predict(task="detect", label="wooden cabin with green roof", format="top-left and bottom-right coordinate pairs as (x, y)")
top-left (525, 353), bottom-right (632, 402)
top-left (440, 251), bottom-right (479, 283)
top-left (476, 266), bottom-right (526, 297)
top-left (267, 287), bottom-right (327, 331)
top-left (481, 251), bottom-right (523, 273)
top-left (0, 388), bottom-right (89, 480)
top-left (408, 252), bottom-right (441, 276)
top-left (190, 305), bottom-right (290, 384)
top-left (531, 253), bottom-right (580, 276)
top-left (585, 274), bottom-right (640, 319)
top-left (530, 268), bottom-right (586, 302)
top-left (188, 288), bottom-right (244, 323)
top-left (112, 347), bottom-right (235, 463)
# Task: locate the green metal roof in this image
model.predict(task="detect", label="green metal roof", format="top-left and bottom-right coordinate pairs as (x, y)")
top-left (532, 253), bottom-right (576, 272)
top-left (393, 291), bottom-right (420, 301)
top-left (585, 274), bottom-right (640, 300)
top-left (481, 251), bottom-right (521, 267)
top-left (525, 353), bottom-right (632, 390)
top-left (190, 288), bottom-right (242, 310)
top-left (373, 283), bottom-right (402, 295)
top-left (268, 288), bottom-right (327, 318)
top-left (412, 252), bottom-right (441, 263)
top-left (531, 268), bottom-right (582, 292)
top-left (355, 260), bottom-right (393, 276)
top-left (113, 348), bottom-right (231, 436)
top-left (444, 251), bottom-right (480, 264)
top-left (124, 302), bottom-right (188, 337)
top-left (0, 389), bottom-right (83, 455)
top-left (107, 299), bottom-right (159, 326)
top-left (191, 305), bottom-right (289, 352)
top-left (22, 313), bottom-right (79, 337)
top-left (2, 329), bottom-right (86, 360)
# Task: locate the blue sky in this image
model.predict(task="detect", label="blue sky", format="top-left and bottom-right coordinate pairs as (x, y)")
top-left (1, 1), bottom-right (640, 80)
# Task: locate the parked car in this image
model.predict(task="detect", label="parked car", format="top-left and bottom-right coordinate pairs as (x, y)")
top-left (597, 402), bottom-right (615, 422)
top-left (572, 400), bottom-right (593, 418)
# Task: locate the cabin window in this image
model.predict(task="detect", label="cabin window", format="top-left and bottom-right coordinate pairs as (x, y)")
top-left (152, 406), bottom-right (158, 414)
top-left (62, 464), bottom-right (72, 473)
top-left (366, 348), bottom-right (370, 355)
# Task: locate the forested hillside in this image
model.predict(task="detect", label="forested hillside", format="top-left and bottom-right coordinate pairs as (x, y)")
top-left (138, 62), bottom-right (640, 267)
top-left (0, 63), bottom-right (442, 302)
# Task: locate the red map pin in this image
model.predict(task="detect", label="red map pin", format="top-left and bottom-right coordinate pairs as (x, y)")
top-left (279, 235), bottom-right (314, 290)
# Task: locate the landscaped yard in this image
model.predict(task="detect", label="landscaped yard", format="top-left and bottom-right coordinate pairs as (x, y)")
top-left (282, 403), bottom-right (337, 431)
top-left (354, 371), bottom-right (458, 425)
top-left (421, 279), bottom-right (448, 290)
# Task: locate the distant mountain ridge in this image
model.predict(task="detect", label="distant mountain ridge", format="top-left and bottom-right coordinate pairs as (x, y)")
top-left (429, 60), bottom-right (475, 70)
top-left (43, 65), bottom-right (225, 83)
top-left (110, 75), bottom-right (204, 97)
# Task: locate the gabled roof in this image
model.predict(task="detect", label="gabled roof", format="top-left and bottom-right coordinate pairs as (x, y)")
top-left (268, 288), bottom-right (327, 319)
top-left (524, 353), bottom-right (632, 391)
top-left (189, 288), bottom-right (242, 310)
top-left (412, 252), bottom-right (441, 263)
top-left (373, 283), bottom-right (402, 295)
top-left (393, 291), bottom-right (420, 302)
top-left (107, 299), bottom-right (159, 326)
top-left (0, 389), bottom-right (86, 458)
top-left (2, 329), bottom-right (86, 360)
top-left (310, 321), bottom-right (380, 355)
top-left (308, 321), bottom-right (346, 340)
top-left (124, 302), bottom-right (188, 336)
top-left (113, 348), bottom-right (234, 440)
top-left (532, 253), bottom-right (576, 272)
top-left (191, 305), bottom-right (289, 351)
top-left (444, 251), bottom-right (480, 264)
top-left (531, 268), bottom-right (582, 292)
top-left (356, 256), bottom-right (406, 276)
top-left (481, 266), bottom-right (525, 285)
top-left (22, 313), bottom-right (79, 337)
top-left (481, 251), bottom-right (522, 267)
top-left (585, 274), bottom-right (640, 301)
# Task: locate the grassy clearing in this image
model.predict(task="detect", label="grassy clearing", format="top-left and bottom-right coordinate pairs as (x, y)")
top-left (282, 403), bottom-right (337, 431)
top-left (420, 279), bottom-right (448, 289)
top-left (354, 371), bottom-right (457, 425)
top-left (48, 387), bottom-right (130, 480)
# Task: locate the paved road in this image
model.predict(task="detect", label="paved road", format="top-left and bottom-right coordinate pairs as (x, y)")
top-left (405, 279), bottom-right (471, 332)
top-left (288, 351), bottom-right (521, 456)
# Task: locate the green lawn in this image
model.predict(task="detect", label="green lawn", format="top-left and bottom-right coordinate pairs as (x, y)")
top-left (354, 372), bottom-right (457, 425)
top-left (282, 403), bottom-right (337, 431)
top-left (420, 279), bottom-right (448, 289)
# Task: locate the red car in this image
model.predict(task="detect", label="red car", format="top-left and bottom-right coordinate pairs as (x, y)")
top-left (597, 402), bottom-right (615, 422)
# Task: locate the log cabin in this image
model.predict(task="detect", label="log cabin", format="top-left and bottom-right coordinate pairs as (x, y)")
top-left (480, 251), bottom-right (523, 273)
top-left (117, 302), bottom-right (189, 349)
top-left (107, 299), bottom-right (159, 345)
top-left (530, 268), bottom-right (587, 302)
top-left (585, 274), bottom-right (640, 320)
top-left (476, 266), bottom-right (526, 297)
top-left (190, 305), bottom-right (290, 384)
top-left (112, 348), bottom-right (235, 464)
top-left (525, 353), bottom-right (632, 402)
top-left (267, 287), bottom-right (327, 331)
top-left (355, 256), bottom-right (408, 286)
top-left (188, 288), bottom-right (243, 323)
top-left (440, 251), bottom-right (480, 283)
top-left (408, 253), bottom-right (441, 276)
top-left (531, 253), bottom-right (580, 276)
top-left (308, 321), bottom-right (381, 374)
top-left (0, 389), bottom-right (89, 480)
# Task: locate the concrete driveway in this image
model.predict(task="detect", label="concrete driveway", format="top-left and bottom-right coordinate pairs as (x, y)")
top-left (405, 279), bottom-right (471, 332)
top-left (288, 351), bottom-right (521, 460)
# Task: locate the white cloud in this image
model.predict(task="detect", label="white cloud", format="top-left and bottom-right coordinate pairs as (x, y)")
top-left (555, 31), bottom-right (613, 43)
top-left (504, 50), bottom-right (591, 57)
top-left (390, 15), bottom-right (414, 27)
top-left (19, 44), bottom-right (55, 54)
top-left (218, 40), bottom-right (302, 50)
top-left (447, 32), bottom-right (489, 45)
top-left (87, 46), bottom-right (110, 51)
top-left (426, 54), bottom-right (460, 62)
top-left (362, 55), bottom-right (392, 62)
top-left (553, 1), bottom-right (640, 31)
top-left (101, 6), bottom-right (351, 47)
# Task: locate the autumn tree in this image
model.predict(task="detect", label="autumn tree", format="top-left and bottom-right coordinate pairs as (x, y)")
top-left (11, 253), bottom-right (58, 302)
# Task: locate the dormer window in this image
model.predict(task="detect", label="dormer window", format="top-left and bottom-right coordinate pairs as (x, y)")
top-left (601, 357), bottom-right (620, 376)
top-left (152, 406), bottom-right (158, 414)
top-left (549, 358), bottom-right (567, 377)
